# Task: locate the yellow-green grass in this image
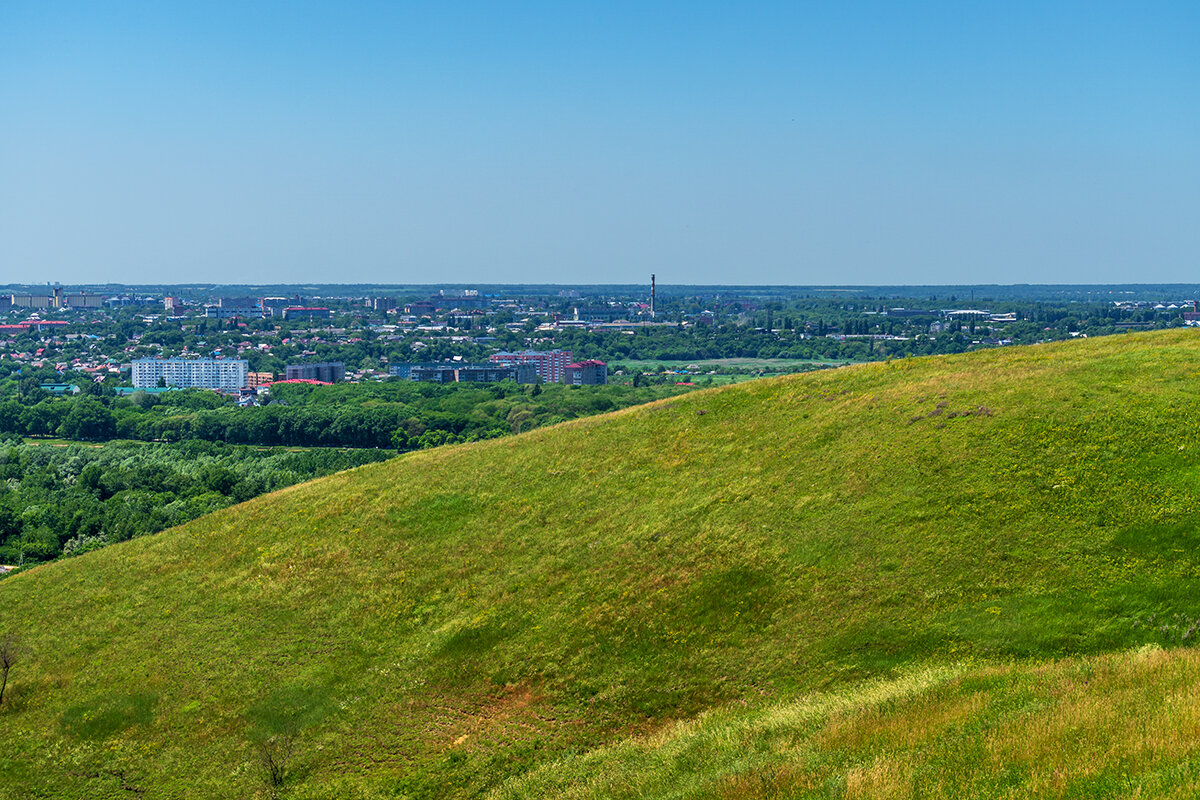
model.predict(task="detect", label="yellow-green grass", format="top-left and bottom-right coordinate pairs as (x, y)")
top-left (4, 330), bottom-right (1200, 798)
top-left (497, 645), bottom-right (1200, 799)
top-left (608, 373), bottom-right (765, 387)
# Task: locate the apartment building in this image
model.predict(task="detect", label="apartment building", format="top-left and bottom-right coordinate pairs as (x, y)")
top-left (132, 358), bottom-right (249, 390)
top-left (488, 349), bottom-right (571, 383)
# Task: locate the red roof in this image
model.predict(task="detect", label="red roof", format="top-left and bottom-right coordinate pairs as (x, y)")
top-left (0, 321), bottom-right (69, 331)
top-left (566, 359), bottom-right (607, 368)
top-left (268, 378), bottom-right (332, 386)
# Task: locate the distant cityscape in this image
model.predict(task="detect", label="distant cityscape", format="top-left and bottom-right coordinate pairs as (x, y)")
top-left (6, 281), bottom-right (1200, 403)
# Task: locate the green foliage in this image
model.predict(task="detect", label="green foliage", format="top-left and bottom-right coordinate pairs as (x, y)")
top-left (0, 382), bottom-right (690, 450)
top-left (60, 693), bottom-right (157, 741)
top-left (57, 397), bottom-right (115, 441)
top-left (245, 682), bottom-right (335, 743)
top-left (0, 439), bottom-right (393, 564)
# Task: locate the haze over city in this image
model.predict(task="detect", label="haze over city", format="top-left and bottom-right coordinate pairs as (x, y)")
top-left (2, 1), bottom-right (1197, 286)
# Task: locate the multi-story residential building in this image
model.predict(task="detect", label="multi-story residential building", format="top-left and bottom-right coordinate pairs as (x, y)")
top-left (489, 349), bottom-right (571, 383)
top-left (284, 362), bottom-right (345, 383)
top-left (204, 305), bottom-right (263, 320)
top-left (404, 365), bottom-right (458, 383)
top-left (132, 358), bottom-right (249, 390)
top-left (388, 363), bottom-right (427, 380)
top-left (563, 359), bottom-right (608, 385)
top-left (437, 290), bottom-right (490, 310)
top-left (406, 300), bottom-right (437, 316)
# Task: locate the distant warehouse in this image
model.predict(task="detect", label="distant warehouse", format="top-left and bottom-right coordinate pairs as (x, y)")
top-left (390, 363), bottom-right (537, 384)
top-left (132, 357), bottom-right (249, 390)
top-left (285, 362), bottom-right (345, 383)
top-left (282, 307), bottom-right (332, 321)
top-left (9, 286), bottom-right (103, 309)
top-left (454, 364), bottom-right (537, 383)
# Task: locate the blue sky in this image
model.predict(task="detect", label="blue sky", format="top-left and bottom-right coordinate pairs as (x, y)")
top-left (1, 1), bottom-right (1197, 285)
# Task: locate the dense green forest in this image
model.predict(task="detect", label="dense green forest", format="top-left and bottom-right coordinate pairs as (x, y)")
top-left (0, 380), bottom-right (693, 449)
top-left (0, 440), bottom-right (394, 566)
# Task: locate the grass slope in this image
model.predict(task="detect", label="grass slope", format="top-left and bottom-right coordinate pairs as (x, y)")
top-left (4, 330), bottom-right (1200, 798)
top-left (499, 645), bottom-right (1200, 799)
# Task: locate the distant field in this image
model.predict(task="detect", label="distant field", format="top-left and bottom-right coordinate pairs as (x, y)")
top-left (608, 358), bottom-right (861, 386)
top-left (612, 357), bottom-right (861, 371)
top-left (607, 373), bottom-right (754, 386)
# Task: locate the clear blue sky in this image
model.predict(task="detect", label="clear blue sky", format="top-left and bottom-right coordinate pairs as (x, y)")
top-left (1, 1), bottom-right (1197, 285)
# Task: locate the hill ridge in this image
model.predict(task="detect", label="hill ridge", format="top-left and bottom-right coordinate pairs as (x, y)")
top-left (3, 330), bottom-right (1200, 798)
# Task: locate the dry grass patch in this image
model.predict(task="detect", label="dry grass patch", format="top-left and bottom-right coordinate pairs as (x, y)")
top-left (843, 756), bottom-right (913, 799)
top-left (495, 647), bottom-right (1200, 799)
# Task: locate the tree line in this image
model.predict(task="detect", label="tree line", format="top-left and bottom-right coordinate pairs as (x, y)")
top-left (0, 378), bottom-right (691, 450)
top-left (0, 439), bottom-right (394, 567)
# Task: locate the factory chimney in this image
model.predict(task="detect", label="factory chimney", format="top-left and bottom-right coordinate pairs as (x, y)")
top-left (650, 274), bottom-right (656, 319)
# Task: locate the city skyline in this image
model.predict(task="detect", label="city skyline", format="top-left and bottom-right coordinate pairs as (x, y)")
top-left (2, 1), bottom-right (1197, 286)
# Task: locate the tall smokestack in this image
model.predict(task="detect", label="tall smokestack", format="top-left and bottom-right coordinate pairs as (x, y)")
top-left (651, 274), bottom-right (656, 318)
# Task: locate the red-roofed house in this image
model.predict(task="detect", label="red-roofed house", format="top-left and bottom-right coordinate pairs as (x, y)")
top-left (268, 378), bottom-right (333, 387)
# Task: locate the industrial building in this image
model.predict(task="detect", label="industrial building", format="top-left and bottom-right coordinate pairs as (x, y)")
top-left (218, 296), bottom-right (258, 309)
top-left (132, 358), bottom-right (249, 390)
top-left (9, 286), bottom-right (103, 309)
top-left (282, 307), bottom-right (332, 321)
top-left (390, 363), bottom-right (536, 384)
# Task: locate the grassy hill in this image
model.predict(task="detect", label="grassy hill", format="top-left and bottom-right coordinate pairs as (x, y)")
top-left (4, 330), bottom-right (1200, 798)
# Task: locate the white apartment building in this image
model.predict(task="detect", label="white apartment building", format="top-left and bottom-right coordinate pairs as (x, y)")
top-left (132, 358), bottom-right (249, 390)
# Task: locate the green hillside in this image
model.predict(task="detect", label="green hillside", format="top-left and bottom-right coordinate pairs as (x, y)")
top-left (4, 330), bottom-right (1200, 798)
